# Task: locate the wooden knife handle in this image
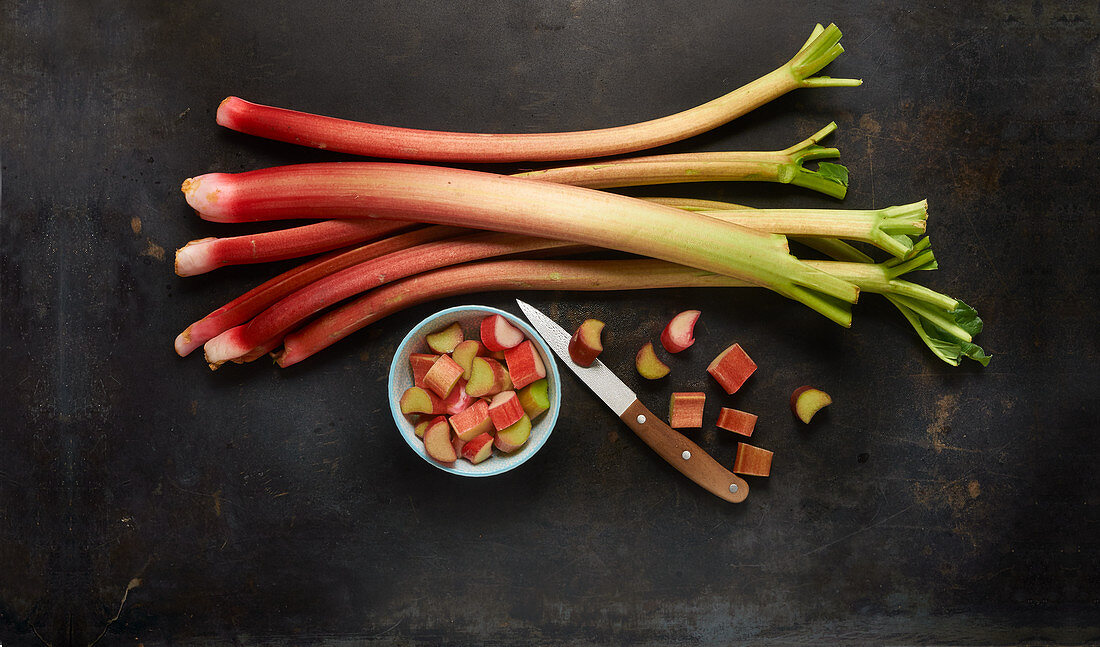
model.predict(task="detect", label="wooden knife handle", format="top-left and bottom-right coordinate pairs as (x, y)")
top-left (619, 399), bottom-right (749, 503)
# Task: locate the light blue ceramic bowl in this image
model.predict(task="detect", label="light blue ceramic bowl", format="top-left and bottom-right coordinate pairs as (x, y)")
top-left (388, 305), bottom-right (561, 476)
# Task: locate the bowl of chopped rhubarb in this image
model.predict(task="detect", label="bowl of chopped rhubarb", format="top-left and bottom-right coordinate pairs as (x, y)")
top-left (388, 305), bottom-right (561, 476)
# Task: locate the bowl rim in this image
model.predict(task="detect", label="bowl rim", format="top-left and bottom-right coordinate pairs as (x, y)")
top-left (387, 304), bottom-right (561, 477)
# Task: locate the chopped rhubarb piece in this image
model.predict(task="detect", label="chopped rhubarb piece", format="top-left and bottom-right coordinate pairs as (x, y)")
top-left (635, 342), bottom-right (670, 379)
top-left (732, 442), bottom-right (773, 477)
top-left (504, 340), bottom-right (546, 389)
top-left (668, 392), bottom-right (705, 428)
top-left (480, 314), bottom-right (525, 352)
top-left (423, 418), bottom-right (457, 463)
top-left (465, 357), bottom-right (509, 397)
top-left (568, 318), bottom-right (605, 367)
top-left (791, 386), bottom-right (832, 423)
top-left (517, 379), bottom-right (549, 420)
top-left (422, 354), bottom-right (464, 398)
top-left (716, 408), bottom-right (757, 437)
top-left (451, 340), bottom-right (484, 381)
top-left (449, 399), bottom-right (493, 441)
top-left (410, 353), bottom-right (439, 388)
top-left (494, 414), bottom-right (532, 453)
top-left (461, 432), bottom-right (495, 464)
top-left (426, 322), bottom-right (464, 354)
top-left (399, 386), bottom-right (445, 415)
top-left (660, 310), bottom-right (701, 353)
top-left (452, 434), bottom-right (467, 457)
top-left (414, 415), bottom-right (446, 439)
top-left (488, 391), bottom-right (525, 431)
top-left (440, 378), bottom-right (476, 415)
top-left (707, 343), bottom-right (756, 394)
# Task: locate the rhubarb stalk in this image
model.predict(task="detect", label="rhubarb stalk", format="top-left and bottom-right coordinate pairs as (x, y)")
top-left (173, 226), bottom-right (465, 356)
top-left (515, 122), bottom-right (851, 199)
top-left (182, 162), bottom-right (861, 326)
top-left (214, 24), bottom-right (859, 163)
top-left (273, 254), bottom-right (962, 367)
top-left (201, 231), bottom-right (579, 367)
top-left (174, 219), bottom-right (414, 276)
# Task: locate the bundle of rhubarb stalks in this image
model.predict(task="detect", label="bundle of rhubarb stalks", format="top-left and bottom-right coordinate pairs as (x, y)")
top-left (174, 24), bottom-right (989, 370)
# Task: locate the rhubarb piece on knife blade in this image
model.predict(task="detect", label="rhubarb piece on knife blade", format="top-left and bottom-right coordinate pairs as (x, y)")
top-left (568, 319), bottom-right (605, 367)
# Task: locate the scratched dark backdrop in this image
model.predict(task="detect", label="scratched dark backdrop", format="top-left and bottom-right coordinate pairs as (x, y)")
top-left (1, 1), bottom-right (1097, 645)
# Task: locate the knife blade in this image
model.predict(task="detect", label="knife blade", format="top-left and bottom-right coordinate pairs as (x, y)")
top-left (517, 300), bottom-right (748, 503)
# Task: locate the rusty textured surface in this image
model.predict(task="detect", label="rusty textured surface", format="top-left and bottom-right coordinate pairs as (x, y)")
top-left (0, 1), bottom-right (1097, 644)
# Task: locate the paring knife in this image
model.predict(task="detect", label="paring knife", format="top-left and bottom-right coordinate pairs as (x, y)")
top-left (517, 300), bottom-right (748, 503)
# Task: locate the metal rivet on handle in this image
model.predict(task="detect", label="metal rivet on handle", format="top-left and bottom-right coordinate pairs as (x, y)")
top-left (637, 414), bottom-right (646, 424)
top-left (729, 483), bottom-right (739, 493)
top-left (681, 450), bottom-right (691, 460)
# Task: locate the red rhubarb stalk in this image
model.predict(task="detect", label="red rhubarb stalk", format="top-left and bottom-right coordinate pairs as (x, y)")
top-left (272, 251), bottom-right (953, 367)
top-left (173, 226), bottom-right (463, 357)
top-left (215, 25), bottom-right (857, 163)
top-left (182, 162), bottom-right (860, 326)
top-left (201, 232), bottom-right (578, 367)
top-left (174, 219), bottom-right (414, 276)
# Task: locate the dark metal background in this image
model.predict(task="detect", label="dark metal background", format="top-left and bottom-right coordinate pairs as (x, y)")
top-left (1, 1), bottom-right (1097, 644)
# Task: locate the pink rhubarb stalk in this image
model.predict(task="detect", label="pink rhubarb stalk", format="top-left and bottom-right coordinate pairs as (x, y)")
top-left (174, 219), bottom-right (414, 276)
top-left (173, 226), bottom-right (462, 357)
top-left (274, 252), bottom-right (951, 367)
top-left (215, 25), bottom-right (857, 163)
top-left (182, 162), bottom-right (859, 326)
top-left (201, 232), bottom-right (578, 367)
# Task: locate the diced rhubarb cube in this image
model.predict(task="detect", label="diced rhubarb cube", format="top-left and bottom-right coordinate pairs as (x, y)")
top-left (461, 432), bottom-right (495, 464)
top-left (410, 353), bottom-right (439, 389)
top-left (668, 392), bottom-right (705, 428)
top-left (517, 379), bottom-right (550, 420)
top-left (422, 354), bottom-right (464, 398)
top-left (732, 442), bottom-right (773, 477)
top-left (487, 390), bottom-right (525, 431)
top-left (504, 340), bottom-right (546, 389)
top-left (716, 407), bottom-right (757, 437)
top-left (707, 343), bottom-right (756, 394)
top-left (449, 399), bottom-right (493, 441)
